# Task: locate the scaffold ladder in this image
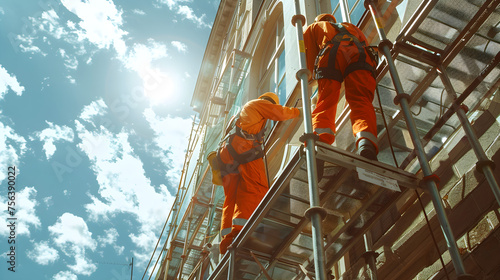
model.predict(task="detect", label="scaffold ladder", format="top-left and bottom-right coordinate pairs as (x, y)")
top-left (364, 0), bottom-right (477, 279)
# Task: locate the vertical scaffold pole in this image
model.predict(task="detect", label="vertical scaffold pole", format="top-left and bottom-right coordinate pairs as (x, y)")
top-left (362, 232), bottom-right (378, 280)
top-left (364, 1), bottom-right (473, 279)
top-left (178, 204), bottom-right (194, 279)
top-left (437, 66), bottom-right (500, 207)
top-left (227, 245), bottom-right (235, 280)
top-left (292, 1), bottom-right (327, 280)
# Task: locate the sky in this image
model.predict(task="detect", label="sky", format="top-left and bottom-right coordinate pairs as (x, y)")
top-left (0, 0), bottom-right (219, 279)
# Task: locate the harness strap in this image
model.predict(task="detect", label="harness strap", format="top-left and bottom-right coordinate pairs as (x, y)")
top-left (216, 143), bottom-right (239, 177)
top-left (216, 134), bottom-right (265, 177)
top-left (235, 126), bottom-right (266, 142)
top-left (314, 23), bottom-right (375, 81)
top-left (226, 138), bottom-right (264, 165)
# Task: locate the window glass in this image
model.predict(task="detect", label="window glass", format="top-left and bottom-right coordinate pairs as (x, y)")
top-left (278, 50), bottom-right (285, 83)
top-left (331, 0), bottom-right (341, 20)
top-left (258, 11), bottom-right (286, 105)
top-left (331, 0), bottom-right (365, 24)
top-left (229, 76), bottom-right (246, 117)
top-left (277, 51), bottom-right (286, 103)
top-left (262, 36), bottom-right (276, 72)
top-left (350, 2), bottom-right (365, 24)
top-left (277, 17), bottom-right (284, 43)
top-left (268, 64), bottom-right (276, 93)
top-left (277, 76), bottom-right (286, 105)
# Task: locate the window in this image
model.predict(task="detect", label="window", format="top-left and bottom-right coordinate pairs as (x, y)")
top-left (331, 0), bottom-right (365, 24)
top-left (258, 10), bottom-right (286, 105)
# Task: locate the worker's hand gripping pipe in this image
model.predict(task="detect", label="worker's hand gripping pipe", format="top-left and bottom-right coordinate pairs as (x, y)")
top-left (364, 1), bottom-right (472, 278)
top-left (292, 1), bottom-right (327, 280)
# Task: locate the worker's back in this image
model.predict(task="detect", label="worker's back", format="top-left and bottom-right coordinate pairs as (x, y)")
top-left (303, 21), bottom-right (369, 74)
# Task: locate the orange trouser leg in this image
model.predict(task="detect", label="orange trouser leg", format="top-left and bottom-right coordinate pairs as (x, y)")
top-left (344, 70), bottom-right (377, 144)
top-left (219, 158), bottom-right (268, 254)
top-left (312, 79), bottom-right (342, 145)
top-left (218, 145), bottom-right (241, 255)
top-left (234, 158), bottom-right (269, 221)
top-left (220, 173), bottom-right (239, 237)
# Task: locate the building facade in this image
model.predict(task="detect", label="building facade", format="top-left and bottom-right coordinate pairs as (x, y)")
top-left (146, 0), bottom-right (500, 279)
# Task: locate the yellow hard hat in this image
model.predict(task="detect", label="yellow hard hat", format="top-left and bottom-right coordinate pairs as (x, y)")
top-left (259, 92), bottom-right (279, 105)
top-left (314, 13), bottom-right (336, 23)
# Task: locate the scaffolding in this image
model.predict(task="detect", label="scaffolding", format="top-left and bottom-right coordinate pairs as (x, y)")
top-left (145, 0), bottom-right (500, 279)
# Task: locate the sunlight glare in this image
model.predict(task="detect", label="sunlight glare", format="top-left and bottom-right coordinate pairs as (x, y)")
top-left (141, 67), bottom-right (176, 105)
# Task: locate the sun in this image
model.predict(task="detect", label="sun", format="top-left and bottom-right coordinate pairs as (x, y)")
top-left (140, 67), bottom-right (177, 105)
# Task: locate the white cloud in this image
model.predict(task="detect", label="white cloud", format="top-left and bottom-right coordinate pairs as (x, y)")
top-left (114, 244), bottom-right (125, 255)
top-left (74, 123), bottom-right (175, 257)
top-left (0, 64), bottom-right (25, 99)
top-left (40, 9), bottom-right (65, 39)
top-left (34, 121), bottom-right (74, 159)
top-left (14, 3), bottom-right (176, 103)
top-left (0, 122), bottom-right (26, 183)
top-left (171, 41), bottom-right (187, 53)
top-left (49, 213), bottom-right (97, 276)
top-left (158, 0), bottom-right (193, 10)
top-left (61, 0), bottom-right (128, 54)
top-left (53, 271), bottom-right (78, 280)
top-left (0, 7), bottom-right (4, 15)
top-left (79, 99), bottom-right (108, 125)
top-left (44, 196), bottom-right (54, 208)
top-left (143, 108), bottom-right (191, 184)
top-left (59, 48), bottom-right (79, 70)
top-left (16, 187), bottom-right (42, 236)
top-left (120, 41), bottom-right (173, 105)
top-left (132, 9), bottom-right (146, 15)
top-left (123, 39), bottom-right (168, 74)
top-left (16, 36), bottom-right (45, 54)
top-left (28, 240), bottom-right (59, 265)
top-left (68, 254), bottom-right (97, 275)
top-left (177, 5), bottom-right (211, 28)
top-left (49, 213), bottom-right (97, 250)
top-left (15, 9), bottom-right (63, 55)
top-left (14, 1), bottom-right (126, 71)
top-left (158, 0), bottom-right (211, 28)
top-left (67, 75), bottom-right (76, 84)
top-left (0, 187), bottom-right (41, 238)
top-left (97, 228), bottom-right (119, 246)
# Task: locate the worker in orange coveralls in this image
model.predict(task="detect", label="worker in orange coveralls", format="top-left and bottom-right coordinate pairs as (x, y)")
top-left (214, 92), bottom-right (300, 255)
top-left (303, 13), bottom-right (379, 161)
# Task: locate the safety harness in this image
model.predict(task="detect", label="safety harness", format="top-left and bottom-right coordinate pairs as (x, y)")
top-left (214, 118), bottom-right (266, 177)
top-left (314, 22), bottom-right (377, 82)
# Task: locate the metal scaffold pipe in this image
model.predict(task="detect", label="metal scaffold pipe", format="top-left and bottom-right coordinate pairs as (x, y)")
top-left (292, 1), bottom-right (327, 279)
top-left (363, 232), bottom-right (378, 280)
top-left (364, 0), bottom-right (473, 278)
top-left (437, 66), bottom-right (500, 207)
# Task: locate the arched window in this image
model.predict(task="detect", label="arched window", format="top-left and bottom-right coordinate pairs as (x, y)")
top-left (257, 5), bottom-right (286, 105)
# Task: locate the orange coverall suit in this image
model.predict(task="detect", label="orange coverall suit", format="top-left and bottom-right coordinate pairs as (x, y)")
top-left (218, 99), bottom-right (299, 255)
top-left (303, 21), bottom-right (378, 150)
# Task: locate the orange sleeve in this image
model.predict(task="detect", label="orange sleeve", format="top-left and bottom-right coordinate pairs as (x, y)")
top-left (303, 23), bottom-right (319, 76)
top-left (257, 102), bottom-right (300, 122)
top-left (239, 100), bottom-right (299, 134)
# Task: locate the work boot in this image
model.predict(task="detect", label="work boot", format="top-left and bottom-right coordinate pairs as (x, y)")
top-left (357, 139), bottom-right (378, 161)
